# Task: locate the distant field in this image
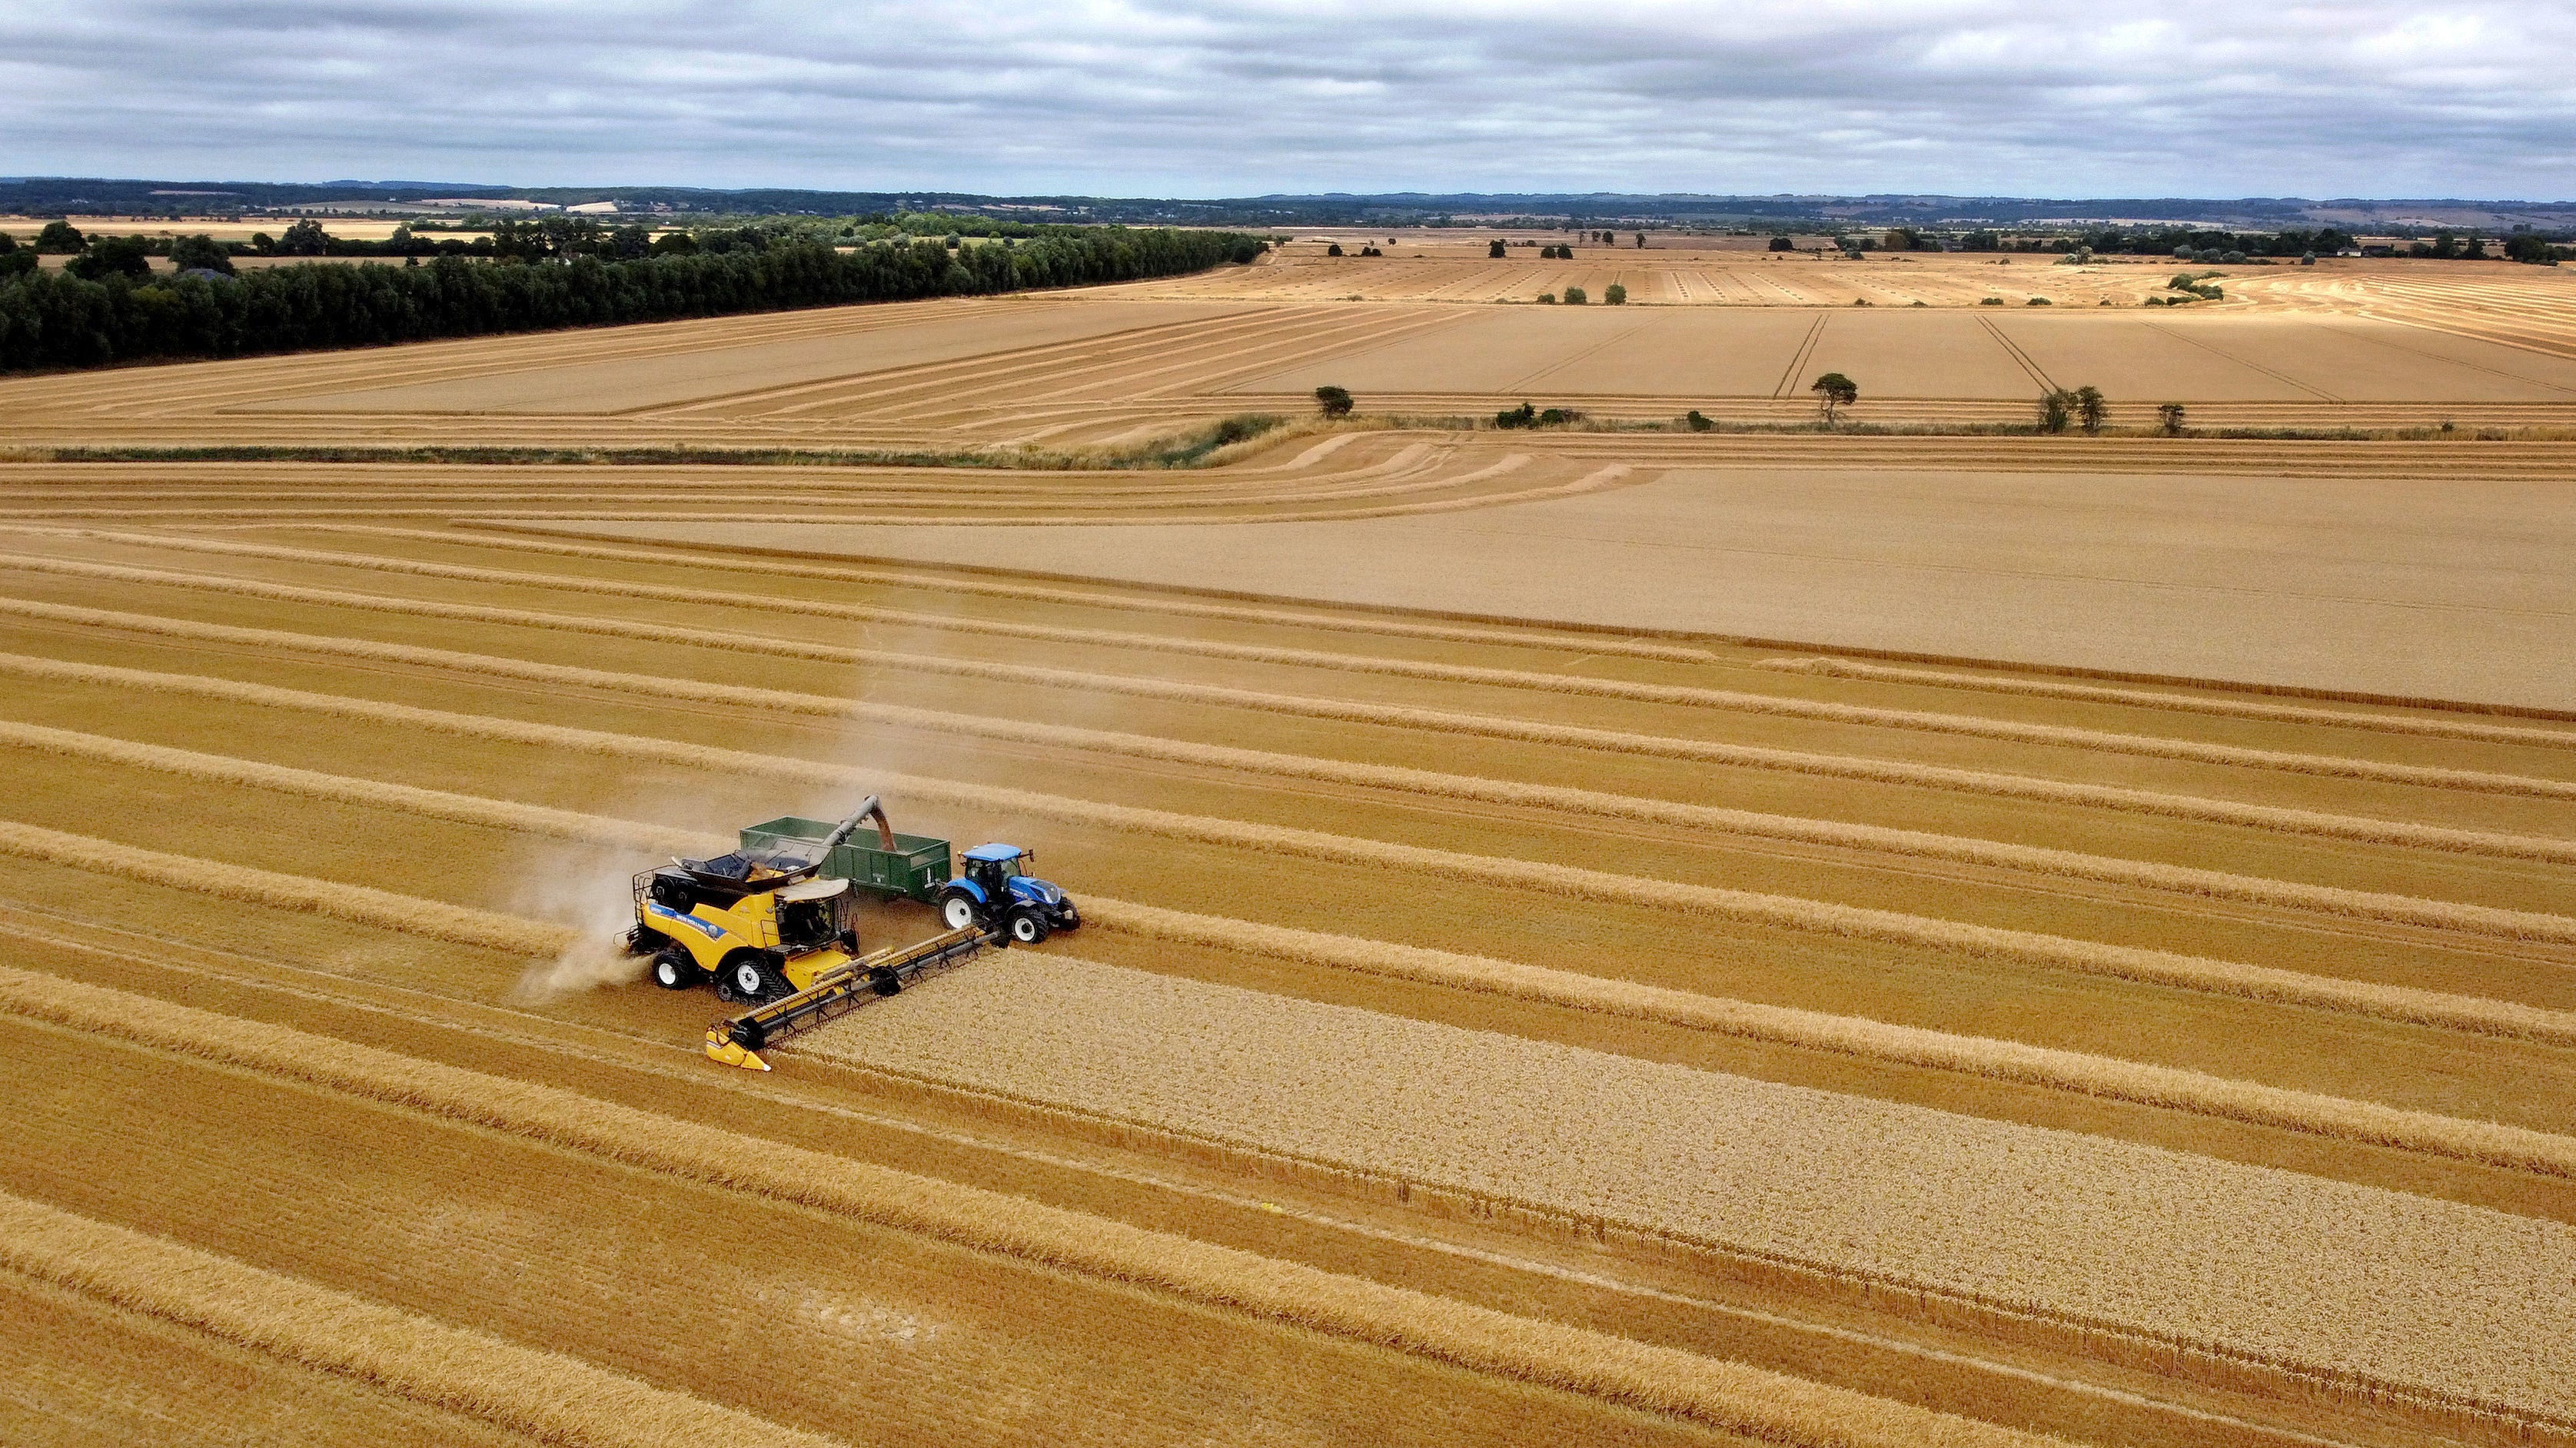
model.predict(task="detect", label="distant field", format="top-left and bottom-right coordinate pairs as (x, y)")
top-left (6, 253), bottom-right (2576, 447)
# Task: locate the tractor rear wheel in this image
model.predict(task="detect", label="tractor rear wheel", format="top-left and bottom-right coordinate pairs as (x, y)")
top-left (941, 895), bottom-right (979, 931)
top-left (650, 949), bottom-right (703, 990)
top-left (1008, 909), bottom-right (1049, 945)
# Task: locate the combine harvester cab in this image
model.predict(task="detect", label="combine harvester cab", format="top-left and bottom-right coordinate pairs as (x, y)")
top-left (939, 842), bottom-right (1081, 944)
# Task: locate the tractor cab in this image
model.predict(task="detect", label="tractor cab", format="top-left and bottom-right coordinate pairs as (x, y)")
top-left (939, 842), bottom-right (1082, 943)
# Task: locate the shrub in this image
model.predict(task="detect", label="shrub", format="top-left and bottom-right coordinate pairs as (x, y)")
top-left (1767, 236), bottom-right (1794, 251)
top-left (1536, 292), bottom-right (1556, 304)
top-left (1494, 402), bottom-right (1537, 429)
top-left (1326, 243), bottom-right (1344, 257)
top-left (1562, 286), bottom-right (1587, 304)
top-left (2036, 389), bottom-right (2072, 433)
top-left (1684, 410), bottom-right (1713, 432)
top-left (1979, 296), bottom-right (2005, 305)
top-left (2026, 296), bottom-right (2052, 306)
top-left (2073, 384), bottom-right (2107, 434)
top-left (1602, 284), bottom-right (1625, 305)
top-left (1536, 407), bottom-right (1582, 426)
top-left (1313, 385), bottom-right (1354, 418)
top-left (1488, 239), bottom-right (1507, 258)
top-left (2157, 402), bottom-right (2187, 436)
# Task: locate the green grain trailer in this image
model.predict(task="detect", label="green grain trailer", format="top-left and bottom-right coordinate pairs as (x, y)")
top-left (739, 811), bottom-right (951, 904)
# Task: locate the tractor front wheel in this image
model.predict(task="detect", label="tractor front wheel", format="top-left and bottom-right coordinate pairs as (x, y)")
top-left (941, 894), bottom-right (979, 932)
top-left (1008, 909), bottom-right (1049, 945)
top-left (650, 949), bottom-right (704, 990)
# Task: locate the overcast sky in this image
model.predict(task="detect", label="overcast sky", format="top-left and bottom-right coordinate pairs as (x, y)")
top-left (5, 0), bottom-right (2571, 198)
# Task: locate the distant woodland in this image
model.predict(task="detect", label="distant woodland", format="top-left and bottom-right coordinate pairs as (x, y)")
top-left (0, 224), bottom-right (1263, 373)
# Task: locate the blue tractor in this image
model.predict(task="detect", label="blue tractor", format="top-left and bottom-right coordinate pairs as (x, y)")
top-left (939, 843), bottom-right (1081, 943)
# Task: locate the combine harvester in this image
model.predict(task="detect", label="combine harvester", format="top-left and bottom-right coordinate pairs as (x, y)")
top-left (620, 797), bottom-right (1079, 1070)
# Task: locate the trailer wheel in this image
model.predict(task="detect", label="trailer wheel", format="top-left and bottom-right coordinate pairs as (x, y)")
top-left (650, 949), bottom-right (703, 991)
top-left (941, 895), bottom-right (979, 931)
top-left (1008, 910), bottom-right (1049, 945)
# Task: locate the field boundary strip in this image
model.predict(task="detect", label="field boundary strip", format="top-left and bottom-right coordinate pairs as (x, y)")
top-left (10, 711), bottom-right (2576, 1160)
top-left (0, 965), bottom-right (2059, 1448)
top-left (13, 594), bottom-right (2576, 872)
top-left (11, 561), bottom-right (2576, 808)
top-left (0, 1188), bottom-right (850, 1448)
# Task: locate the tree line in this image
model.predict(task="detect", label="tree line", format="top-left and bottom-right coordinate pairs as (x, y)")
top-left (0, 225), bottom-right (1261, 373)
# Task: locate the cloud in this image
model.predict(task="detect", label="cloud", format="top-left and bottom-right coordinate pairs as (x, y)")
top-left (4, 0), bottom-right (2571, 196)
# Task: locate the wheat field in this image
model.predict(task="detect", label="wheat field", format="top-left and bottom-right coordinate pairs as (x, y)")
top-left (2, 251), bottom-right (2573, 1447)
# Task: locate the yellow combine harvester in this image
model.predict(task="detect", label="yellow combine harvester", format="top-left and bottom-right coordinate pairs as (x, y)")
top-left (622, 797), bottom-right (1039, 1070)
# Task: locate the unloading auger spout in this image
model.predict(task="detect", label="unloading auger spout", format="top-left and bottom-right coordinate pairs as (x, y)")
top-left (820, 795), bottom-right (897, 855)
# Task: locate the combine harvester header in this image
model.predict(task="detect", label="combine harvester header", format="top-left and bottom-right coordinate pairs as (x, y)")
top-left (620, 796), bottom-right (1078, 1071)
top-left (703, 922), bottom-right (998, 1071)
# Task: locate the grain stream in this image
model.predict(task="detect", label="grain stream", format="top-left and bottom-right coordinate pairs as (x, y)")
top-left (11, 555), bottom-right (2574, 802)
top-left (8, 650), bottom-right (2568, 1045)
top-left (0, 966), bottom-right (2051, 1448)
top-left (0, 1189), bottom-right (846, 1448)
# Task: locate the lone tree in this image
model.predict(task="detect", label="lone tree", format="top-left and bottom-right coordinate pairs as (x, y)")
top-left (66, 235), bottom-right (152, 281)
top-left (1314, 385), bottom-right (1354, 418)
top-left (2037, 389), bottom-right (2073, 433)
top-left (168, 234), bottom-right (234, 276)
top-left (278, 218), bottom-right (331, 256)
top-left (1326, 242), bottom-right (1344, 257)
top-left (1489, 238), bottom-right (1507, 258)
top-left (2157, 402), bottom-right (2188, 436)
top-left (2073, 385), bottom-right (2108, 434)
top-left (1810, 372), bottom-right (1858, 422)
top-left (1604, 283), bottom-right (1627, 304)
top-left (33, 220), bottom-right (85, 254)
top-left (1767, 235), bottom-right (1795, 252)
